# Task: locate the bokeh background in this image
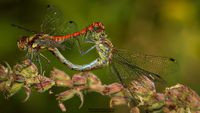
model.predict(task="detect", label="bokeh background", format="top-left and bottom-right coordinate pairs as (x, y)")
top-left (0, 0), bottom-right (200, 113)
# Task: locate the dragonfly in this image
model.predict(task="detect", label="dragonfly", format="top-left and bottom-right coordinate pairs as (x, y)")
top-left (16, 5), bottom-right (177, 105)
top-left (48, 29), bottom-right (178, 105)
top-left (16, 5), bottom-right (105, 72)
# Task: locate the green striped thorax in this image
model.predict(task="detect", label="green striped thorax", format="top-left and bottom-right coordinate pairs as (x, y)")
top-left (90, 31), bottom-right (114, 65)
top-left (90, 30), bottom-right (108, 41)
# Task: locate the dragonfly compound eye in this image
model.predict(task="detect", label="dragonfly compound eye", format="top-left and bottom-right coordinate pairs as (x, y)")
top-left (17, 36), bottom-right (29, 50)
top-left (93, 26), bottom-right (100, 31)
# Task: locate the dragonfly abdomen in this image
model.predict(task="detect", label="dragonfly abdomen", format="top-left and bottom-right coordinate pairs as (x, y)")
top-left (50, 22), bottom-right (105, 42)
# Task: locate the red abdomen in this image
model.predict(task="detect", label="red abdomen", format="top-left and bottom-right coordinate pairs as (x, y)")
top-left (50, 22), bottom-right (105, 42)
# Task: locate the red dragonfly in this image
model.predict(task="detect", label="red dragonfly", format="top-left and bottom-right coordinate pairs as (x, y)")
top-left (15, 5), bottom-right (105, 72)
top-left (17, 5), bottom-right (105, 52)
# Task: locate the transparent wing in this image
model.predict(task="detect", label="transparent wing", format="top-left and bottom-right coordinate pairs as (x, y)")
top-left (40, 5), bottom-right (63, 35)
top-left (110, 61), bottom-right (158, 102)
top-left (113, 49), bottom-right (178, 77)
top-left (110, 49), bottom-right (178, 100)
top-left (59, 20), bottom-right (78, 35)
top-left (111, 51), bottom-right (165, 86)
top-left (40, 5), bottom-right (79, 49)
top-left (40, 5), bottom-right (78, 36)
top-left (110, 50), bottom-right (173, 102)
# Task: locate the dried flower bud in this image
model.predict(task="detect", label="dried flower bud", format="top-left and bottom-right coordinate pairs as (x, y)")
top-left (89, 84), bottom-right (105, 93)
top-left (164, 84), bottom-right (200, 112)
top-left (13, 74), bottom-right (25, 83)
top-left (72, 74), bottom-right (86, 86)
top-left (33, 76), bottom-right (55, 92)
top-left (130, 76), bottom-right (156, 95)
top-left (110, 96), bottom-right (128, 108)
top-left (50, 68), bottom-right (70, 81)
top-left (5, 83), bottom-right (24, 98)
top-left (103, 83), bottom-right (123, 95)
top-left (0, 81), bottom-right (9, 93)
top-left (0, 65), bottom-right (8, 78)
top-left (55, 80), bottom-right (73, 88)
top-left (81, 72), bottom-right (104, 93)
top-left (56, 89), bottom-right (78, 102)
top-left (56, 89), bottom-right (84, 108)
top-left (58, 101), bottom-right (67, 112)
top-left (85, 72), bottom-right (102, 86)
top-left (84, 72), bottom-right (102, 85)
top-left (14, 59), bottom-right (38, 78)
top-left (22, 59), bottom-right (32, 65)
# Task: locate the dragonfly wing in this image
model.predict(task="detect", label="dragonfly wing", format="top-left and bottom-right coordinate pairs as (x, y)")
top-left (110, 53), bottom-right (164, 104)
top-left (59, 20), bottom-right (78, 35)
top-left (110, 50), bottom-right (172, 102)
top-left (113, 49), bottom-right (178, 77)
top-left (40, 5), bottom-right (78, 36)
top-left (58, 21), bottom-right (78, 49)
top-left (40, 5), bottom-right (63, 35)
top-left (111, 51), bottom-right (165, 86)
top-left (40, 5), bottom-right (79, 50)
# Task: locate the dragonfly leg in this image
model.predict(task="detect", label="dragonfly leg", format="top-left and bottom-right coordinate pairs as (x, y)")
top-left (39, 53), bottom-right (51, 72)
top-left (25, 49), bottom-right (30, 59)
top-left (40, 53), bottom-right (51, 64)
top-left (75, 38), bottom-right (84, 54)
top-left (30, 52), bottom-right (34, 61)
top-left (75, 39), bottom-right (95, 56)
top-left (75, 31), bottom-right (95, 55)
top-left (83, 30), bottom-right (95, 43)
top-left (36, 53), bottom-right (43, 74)
top-left (79, 45), bottom-right (96, 55)
top-left (4, 61), bottom-right (12, 74)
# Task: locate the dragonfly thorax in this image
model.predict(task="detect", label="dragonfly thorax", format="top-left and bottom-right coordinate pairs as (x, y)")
top-left (95, 32), bottom-right (114, 66)
top-left (90, 31), bottom-right (107, 41)
top-left (17, 33), bottom-right (51, 52)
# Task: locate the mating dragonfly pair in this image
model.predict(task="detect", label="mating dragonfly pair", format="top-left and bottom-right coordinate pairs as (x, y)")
top-left (16, 5), bottom-right (177, 106)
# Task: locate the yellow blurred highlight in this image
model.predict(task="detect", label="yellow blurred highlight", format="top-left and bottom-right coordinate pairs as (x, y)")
top-left (161, 0), bottom-right (196, 23)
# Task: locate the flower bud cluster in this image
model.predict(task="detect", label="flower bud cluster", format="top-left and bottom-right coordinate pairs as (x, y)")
top-left (0, 60), bottom-right (199, 113)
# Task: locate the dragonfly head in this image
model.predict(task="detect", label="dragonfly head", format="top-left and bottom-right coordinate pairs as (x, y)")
top-left (17, 36), bottom-right (29, 51)
top-left (93, 22), bottom-right (105, 33)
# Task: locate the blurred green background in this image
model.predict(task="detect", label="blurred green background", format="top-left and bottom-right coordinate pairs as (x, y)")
top-left (0, 0), bottom-right (200, 113)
